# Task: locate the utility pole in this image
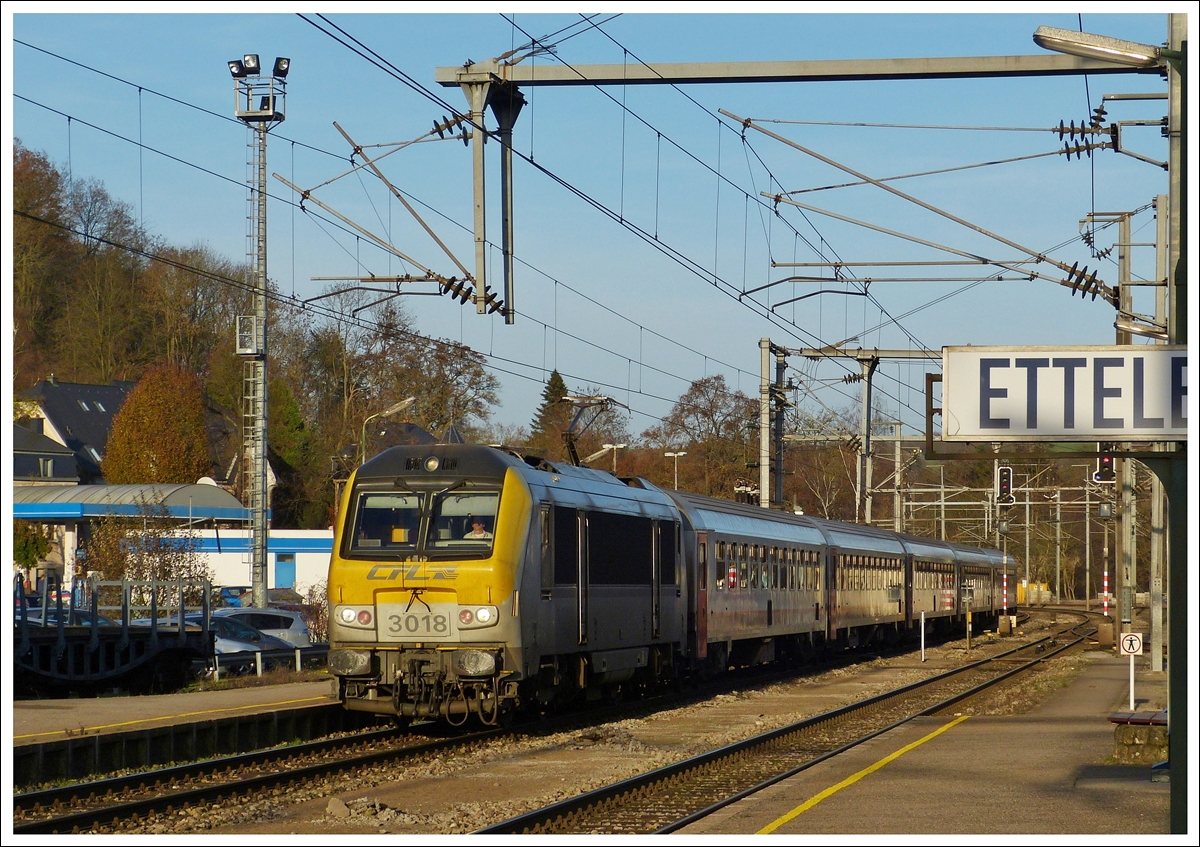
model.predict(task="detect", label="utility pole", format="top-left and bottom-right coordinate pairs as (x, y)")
top-left (857, 355), bottom-right (877, 525)
top-left (893, 423), bottom-right (903, 533)
top-left (1085, 480), bottom-right (1092, 612)
top-left (758, 339), bottom-right (793, 509)
top-left (759, 339), bottom-right (772, 508)
top-left (1024, 488), bottom-right (1031, 600)
top-left (939, 466), bottom-right (946, 541)
top-left (1055, 494), bottom-right (1062, 604)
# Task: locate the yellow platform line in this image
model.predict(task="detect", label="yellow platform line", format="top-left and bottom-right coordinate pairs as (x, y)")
top-left (14, 695), bottom-right (330, 740)
top-left (757, 715), bottom-right (971, 834)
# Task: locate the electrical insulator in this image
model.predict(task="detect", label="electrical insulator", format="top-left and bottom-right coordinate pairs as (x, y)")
top-left (441, 277), bottom-right (472, 304)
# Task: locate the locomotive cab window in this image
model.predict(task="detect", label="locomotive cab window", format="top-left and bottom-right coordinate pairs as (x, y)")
top-left (348, 492), bottom-right (424, 554)
top-left (430, 491), bottom-right (500, 550)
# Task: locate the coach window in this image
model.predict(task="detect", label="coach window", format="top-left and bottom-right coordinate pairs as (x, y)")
top-left (553, 508), bottom-right (578, 585)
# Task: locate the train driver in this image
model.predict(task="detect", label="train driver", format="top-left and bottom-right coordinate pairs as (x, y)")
top-left (464, 516), bottom-right (493, 540)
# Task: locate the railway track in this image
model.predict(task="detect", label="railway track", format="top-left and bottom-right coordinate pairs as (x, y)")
top-left (480, 612), bottom-right (1091, 834)
top-left (12, 614), bottom-right (1034, 834)
top-left (11, 724), bottom-right (505, 835)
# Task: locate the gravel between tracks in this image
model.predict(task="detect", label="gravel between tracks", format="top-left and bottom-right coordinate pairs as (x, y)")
top-left (111, 613), bottom-right (1094, 835)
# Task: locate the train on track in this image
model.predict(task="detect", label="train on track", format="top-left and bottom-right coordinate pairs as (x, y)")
top-left (327, 443), bottom-right (1015, 725)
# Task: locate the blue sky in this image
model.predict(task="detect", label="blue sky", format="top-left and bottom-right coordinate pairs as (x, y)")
top-left (5, 6), bottom-right (1185, 437)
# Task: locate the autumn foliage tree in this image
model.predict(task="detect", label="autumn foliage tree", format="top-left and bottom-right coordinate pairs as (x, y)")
top-left (643, 375), bottom-right (756, 498)
top-left (103, 365), bottom-right (211, 484)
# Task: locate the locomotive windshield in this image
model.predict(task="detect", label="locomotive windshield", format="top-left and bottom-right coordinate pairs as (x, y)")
top-left (345, 488), bottom-right (500, 558)
top-left (348, 493), bottom-right (423, 554)
top-left (429, 491), bottom-right (499, 551)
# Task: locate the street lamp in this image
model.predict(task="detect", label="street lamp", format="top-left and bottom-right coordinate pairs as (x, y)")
top-left (361, 397), bottom-right (416, 465)
top-left (665, 451), bottom-right (687, 490)
top-left (603, 443), bottom-right (627, 475)
top-left (1032, 26), bottom-right (1171, 68)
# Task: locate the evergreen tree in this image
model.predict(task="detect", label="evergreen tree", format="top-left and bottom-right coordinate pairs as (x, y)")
top-left (528, 371), bottom-right (571, 458)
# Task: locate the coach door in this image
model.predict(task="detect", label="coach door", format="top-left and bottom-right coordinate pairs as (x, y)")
top-left (577, 512), bottom-right (590, 644)
top-left (694, 531), bottom-right (708, 658)
top-left (825, 546), bottom-right (838, 641)
top-left (650, 522), bottom-right (663, 639)
top-left (904, 553), bottom-right (915, 630)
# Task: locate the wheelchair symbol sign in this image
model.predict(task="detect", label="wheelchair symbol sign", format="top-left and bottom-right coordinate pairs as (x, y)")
top-left (1120, 632), bottom-right (1143, 656)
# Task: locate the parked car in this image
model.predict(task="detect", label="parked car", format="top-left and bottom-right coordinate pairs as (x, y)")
top-left (212, 607), bottom-right (313, 647)
top-left (215, 585), bottom-right (253, 608)
top-left (187, 613), bottom-right (294, 655)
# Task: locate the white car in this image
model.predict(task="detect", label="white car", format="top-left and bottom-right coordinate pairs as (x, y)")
top-left (213, 607), bottom-right (313, 648)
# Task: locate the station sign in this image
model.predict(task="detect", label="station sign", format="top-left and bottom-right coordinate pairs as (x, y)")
top-left (942, 346), bottom-right (1187, 441)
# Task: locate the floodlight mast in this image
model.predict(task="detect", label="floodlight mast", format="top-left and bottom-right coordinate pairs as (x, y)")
top-left (229, 54), bottom-right (289, 610)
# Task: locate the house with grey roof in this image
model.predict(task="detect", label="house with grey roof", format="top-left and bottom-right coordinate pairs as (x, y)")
top-left (17, 377), bottom-right (134, 483)
top-left (13, 423), bottom-right (80, 486)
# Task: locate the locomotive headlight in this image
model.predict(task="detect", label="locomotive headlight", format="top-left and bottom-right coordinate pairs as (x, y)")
top-left (453, 649), bottom-right (496, 677)
top-left (456, 605), bottom-right (498, 629)
top-left (423, 456), bottom-right (440, 472)
top-left (337, 607), bottom-right (373, 627)
top-left (328, 649), bottom-right (372, 676)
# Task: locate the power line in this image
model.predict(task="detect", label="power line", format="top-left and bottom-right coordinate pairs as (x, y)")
top-left (17, 28), bottom-right (936, 429)
top-left (298, 14), bottom-right (933, 419)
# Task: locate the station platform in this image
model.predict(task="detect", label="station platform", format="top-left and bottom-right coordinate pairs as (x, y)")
top-left (12, 680), bottom-right (336, 748)
top-left (10, 679), bottom-right (350, 788)
top-left (680, 653), bottom-right (1172, 835)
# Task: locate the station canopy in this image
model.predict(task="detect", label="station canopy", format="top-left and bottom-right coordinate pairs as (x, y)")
top-left (12, 483), bottom-right (250, 523)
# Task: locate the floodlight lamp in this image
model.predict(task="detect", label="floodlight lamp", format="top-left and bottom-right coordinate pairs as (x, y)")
top-left (273, 57), bottom-right (291, 78)
top-left (228, 60), bottom-right (246, 78)
top-left (1032, 26), bottom-right (1162, 68)
top-left (243, 54), bottom-right (261, 73)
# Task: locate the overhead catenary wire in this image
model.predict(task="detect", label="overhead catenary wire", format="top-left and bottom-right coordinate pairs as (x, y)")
top-left (486, 15), bottom-right (934, 421)
top-left (19, 25), bottom-right (956, 431)
top-left (12, 59), bottom-right (776, 417)
top-left (16, 89), bottom-right (817, 431)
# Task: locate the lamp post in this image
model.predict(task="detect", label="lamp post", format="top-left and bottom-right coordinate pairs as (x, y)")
top-left (602, 443), bottom-right (627, 475)
top-left (665, 451), bottom-right (687, 489)
top-left (361, 397), bottom-right (416, 465)
top-left (1036, 23), bottom-right (1186, 833)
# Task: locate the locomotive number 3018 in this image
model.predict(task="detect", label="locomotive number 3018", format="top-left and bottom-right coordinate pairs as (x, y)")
top-left (379, 604), bottom-right (456, 640)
